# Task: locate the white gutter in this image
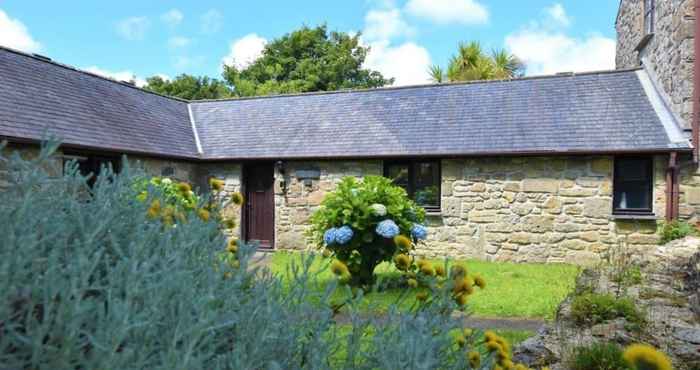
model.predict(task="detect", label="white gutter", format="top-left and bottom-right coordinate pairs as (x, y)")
top-left (187, 104), bottom-right (204, 156)
top-left (636, 69), bottom-right (688, 147)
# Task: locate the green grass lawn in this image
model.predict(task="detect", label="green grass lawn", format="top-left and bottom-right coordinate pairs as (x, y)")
top-left (269, 252), bottom-right (579, 320)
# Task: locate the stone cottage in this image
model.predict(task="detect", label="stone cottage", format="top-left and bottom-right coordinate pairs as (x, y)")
top-left (1, 0), bottom-right (699, 265)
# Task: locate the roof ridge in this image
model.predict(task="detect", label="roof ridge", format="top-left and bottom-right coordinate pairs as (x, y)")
top-left (0, 44), bottom-right (189, 104)
top-left (189, 67), bottom-right (644, 104)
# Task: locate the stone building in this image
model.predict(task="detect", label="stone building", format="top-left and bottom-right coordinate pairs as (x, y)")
top-left (0, 1), bottom-right (698, 265)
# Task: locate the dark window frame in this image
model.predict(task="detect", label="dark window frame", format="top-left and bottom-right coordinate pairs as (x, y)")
top-left (613, 156), bottom-right (654, 215)
top-left (62, 150), bottom-right (122, 187)
top-left (644, 0), bottom-right (655, 35)
top-left (383, 160), bottom-right (441, 212)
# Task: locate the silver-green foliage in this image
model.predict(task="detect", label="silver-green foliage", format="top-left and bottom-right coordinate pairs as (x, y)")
top-left (0, 143), bottom-right (490, 369)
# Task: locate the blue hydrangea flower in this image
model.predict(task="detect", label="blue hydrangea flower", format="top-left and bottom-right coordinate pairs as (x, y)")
top-left (411, 224), bottom-right (428, 240)
top-left (324, 228), bottom-right (338, 245)
top-left (376, 219), bottom-right (399, 238)
top-left (335, 226), bottom-right (354, 244)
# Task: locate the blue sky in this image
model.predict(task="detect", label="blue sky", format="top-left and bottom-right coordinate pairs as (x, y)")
top-left (0, 0), bottom-right (619, 86)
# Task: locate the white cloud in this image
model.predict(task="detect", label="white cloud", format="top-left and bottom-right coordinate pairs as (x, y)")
top-left (405, 0), bottom-right (489, 25)
top-left (200, 9), bottom-right (223, 34)
top-left (168, 36), bottom-right (191, 49)
top-left (222, 33), bottom-right (267, 69)
top-left (363, 8), bottom-right (414, 42)
top-left (545, 3), bottom-right (571, 27)
top-left (505, 27), bottom-right (615, 76)
top-left (83, 66), bottom-right (147, 87)
top-left (161, 9), bottom-right (184, 27)
top-left (364, 41), bottom-right (432, 86)
top-left (116, 16), bottom-right (150, 41)
top-left (0, 9), bottom-right (41, 52)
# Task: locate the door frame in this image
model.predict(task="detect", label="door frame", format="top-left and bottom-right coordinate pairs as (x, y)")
top-left (241, 162), bottom-right (275, 249)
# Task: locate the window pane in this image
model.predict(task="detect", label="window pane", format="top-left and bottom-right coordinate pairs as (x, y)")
top-left (414, 162), bottom-right (439, 207)
top-left (386, 163), bottom-right (410, 192)
top-left (614, 158), bottom-right (652, 213)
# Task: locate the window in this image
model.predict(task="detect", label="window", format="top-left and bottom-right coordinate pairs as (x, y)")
top-left (644, 0), bottom-right (655, 35)
top-left (63, 151), bottom-right (121, 187)
top-left (613, 157), bottom-right (653, 215)
top-left (384, 160), bottom-right (441, 211)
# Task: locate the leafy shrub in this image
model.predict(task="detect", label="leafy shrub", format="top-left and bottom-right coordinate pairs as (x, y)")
top-left (569, 342), bottom-right (630, 370)
top-left (134, 176), bottom-right (199, 211)
top-left (0, 142), bottom-right (540, 369)
top-left (571, 292), bottom-right (646, 327)
top-left (309, 176), bottom-right (427, 287)
top-left (658, 220), bottom-right (698, 244)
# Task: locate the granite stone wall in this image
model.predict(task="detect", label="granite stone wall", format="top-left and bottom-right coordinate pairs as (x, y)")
top-left (616, 0), bottom-right (695, 129)
top-left (270, 157), bottom-right (670, 266)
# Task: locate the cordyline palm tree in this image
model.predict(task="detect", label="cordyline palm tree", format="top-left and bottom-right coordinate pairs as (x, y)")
top-left (429, 41), bottom-right (524, 83)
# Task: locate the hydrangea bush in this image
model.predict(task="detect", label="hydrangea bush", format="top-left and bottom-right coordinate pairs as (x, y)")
top-left (310, 176), bottom-right (428, 287)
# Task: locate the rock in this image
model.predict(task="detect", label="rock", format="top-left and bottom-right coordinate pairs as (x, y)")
top-left (522, 179), bottom-right (559, 193)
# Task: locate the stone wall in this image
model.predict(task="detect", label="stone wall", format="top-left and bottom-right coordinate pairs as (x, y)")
top-left (616, 0), bottom-right (695, 129)
top-left (0, 144), bottom-right (63, 189)
top-left (416, 156), bottom-right (666, 265)
top-left (198, 163), bottom-right (243, 239)
top-left (127, 155), bottom-right (199, 184)
top-left (269, 156), bottom-right (670, 266)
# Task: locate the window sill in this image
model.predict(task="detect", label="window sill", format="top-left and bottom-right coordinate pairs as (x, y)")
top-left (610, 214), bottom-right (657, 221)
top-left (425, 210), bottom-right (442, 217)
top-left (634, 33), bottom-right (654, 52)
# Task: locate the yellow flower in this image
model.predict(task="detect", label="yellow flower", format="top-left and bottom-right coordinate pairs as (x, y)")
top-left (175, 211), bottom-right (187, 224)
top-left (467, 351), bottom-right (480, 368)
top-left (393, 234), bottom-right (412, 249)
top-left (222, 218), bottom-right (236, 229)
top-left (484, 331), bottom-right (498, 343)
top-left (146, 199), bottom-right (161, 219)
top-left (455, 333), bottom-right (466, 347)
top-left (514, 364), bottom-right (529, 370)
top-left (455, 293), bottom-right (468, 306)
top-left (136, 191), bottom-right (148, 202)
top-left (197, 209), bottom-right (211, 222)
top-left (416, 291), bottom-right (429, 301)
top-left (453, 277), bottom-right (474, 296)
top-left (435, 264), bottom-right (446, 277)
top-left (474, 274), bottom-right (486, 289)
top-left (419, 261), bottom-right (435, 276)
top-left (394, 253), bottom-right (411, 271)
top-left (407, 278), bottom-right (418, 288)
top-left (226, 240), bottom-right (238, 254)
top-left (499, 359), bottom-right (514, 369)
top-left (177, 182), bottom-right (191, 194)
top-left (450, 264), bottom-right (467, 279)
top-left (209, 178), bottom-right (225, 191)
top-left (485, 340), bottom-right (503, 354)
top-left (463, 328), bottom-right (473, 337)
top-left (330, 260), bottom-right (350, 277)
top-left (231, 192), bottom-right (244, 206)
top-left (623, 344), bottom-right (672, 370)
top-left (223, 272), bottom-right (232, 279)
top-left (322, 248), bottom-right (332, 258)
top-left (161, 215), bottom-right (174, 226)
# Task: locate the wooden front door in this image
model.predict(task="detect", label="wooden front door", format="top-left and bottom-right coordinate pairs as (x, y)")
top-left (243, 163), bottom-right (275, 249)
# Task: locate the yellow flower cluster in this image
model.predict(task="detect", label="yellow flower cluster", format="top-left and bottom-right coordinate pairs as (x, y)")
top-left (231, 192), bottom-right (245, 206)
top-left (393, 234), bottom-right (412, 250)
top-left (209, 178), bottom-right (225, 191)
top-left (146, 199), bottom-right (161, 219)
top-left (394, 253), bottom-right (411, 271)
top-left (330, 260), bottom-right (350, 279)
top-left (623, 344), bottom-right (672, 370)
top-left (418, 260), bottom-right (435, 276)
top-left (197, 208), bottom-right (211, 222)
top-left (484, 330), bottom-right (514, 369)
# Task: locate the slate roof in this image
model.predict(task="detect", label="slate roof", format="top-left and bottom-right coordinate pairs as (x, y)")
top-left (0, 46), bottom-right (197, 159)
top-left (0, 46), bottom-right (691, 161)
top-left (191, 70), bottom-right (690, 159)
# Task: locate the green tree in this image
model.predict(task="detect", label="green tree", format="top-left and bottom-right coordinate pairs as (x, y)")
top-left (430, 41), bottom-right (524, 83)
top-left (143, 74), bottom-right (232, 100)
top-left (223, 25), bottom-right (393, 97)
